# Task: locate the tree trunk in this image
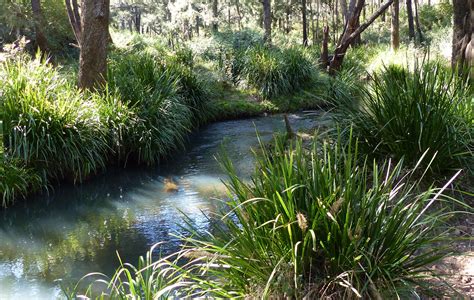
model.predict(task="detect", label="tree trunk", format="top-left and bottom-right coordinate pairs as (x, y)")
top-left (310, 0), bottom-right (316, 44)
top-left (235, 0), bottom-right (243, 30)
top-left (134, 7), bottom-right (141, 33)
top-left (340, 0), bottom-right (348, 23)
top-left (78, 0), bottom-right (110, 90)
top-left (302, 0), bottom-right (308, 46)
top-left (31, 0), bottom-right (49, 53)
top-left (381, 0), bottom-right (386, 21)
top-left (406, 0), bottom-right (415, 41)
top-left (196, 15), bottom-right (200, 36)
top-left (413, 0), bottom-right (423, 42)
top-left (390, 0), bottom-right (399, 50)
top-left (286, 1), bottom-right (291, 34)
top-left (329, 0), bottom-right (393, 73)
top-left (263, 0), bottom-right (272, 44)
top-left (452, 0), bottom-right (473, 74)
top-left (65, 0), bottom-right (82, 44)
top-left (316, 0), bottom-right (320, 41)
top-left (320, 25), bottom-right (329, 68)
top-left (212, 0), bottom-right (219, 32)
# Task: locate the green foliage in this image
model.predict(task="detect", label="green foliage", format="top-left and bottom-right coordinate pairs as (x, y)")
top-left (418, 1), bottom-right (453, 31)
top-left (107, 49), bottom-right (210, 164)
top-left (337, 61), bottom-right (473, 174)
top-left (0, 157), bottom-right (42, 207)
top-left (240, 46), bottom-right (317, 99)
top-left (0, 56), bottom-right (109, 182)
top-left (65, 244), bottom-right (183, 299)
top-left (174, 131), bottom-right (458, 298)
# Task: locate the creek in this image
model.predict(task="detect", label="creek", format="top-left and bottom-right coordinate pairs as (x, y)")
top-left (0, 112), bottom-right (330, 299)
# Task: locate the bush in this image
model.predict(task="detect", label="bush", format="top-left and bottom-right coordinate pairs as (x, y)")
top-left (337, 62), bottom-right (473, 174)
top-left (0, 56), bottom-right (109, 182)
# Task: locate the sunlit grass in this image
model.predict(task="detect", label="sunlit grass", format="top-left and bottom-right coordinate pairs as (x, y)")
top-left (337, 61), bottom-right (473, 175)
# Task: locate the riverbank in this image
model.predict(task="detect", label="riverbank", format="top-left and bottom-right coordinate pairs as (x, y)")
top-left (0, 40), bottom-right (335, 208)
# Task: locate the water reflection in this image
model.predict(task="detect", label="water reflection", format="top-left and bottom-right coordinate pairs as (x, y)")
top-left (0, 112), bottom-right (329, 299)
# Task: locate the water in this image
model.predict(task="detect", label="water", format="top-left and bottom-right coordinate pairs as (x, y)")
top-left (0, 112), bottom-right (330, 299)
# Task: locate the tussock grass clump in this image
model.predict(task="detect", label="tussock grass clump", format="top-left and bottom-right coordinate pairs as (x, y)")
top-left (338, 61), bottom-right (473, 175)
top-left (107, 50), bottom-right (210, 164)
top-left (0, 56), bottom-right (109, 182)
top-left (64, 244), bottom-right (184, 299)
top-left (241, 46), bottom-right (317, 99)
top-left (0, 157), bottom-right (42, 207)
top-left (172, 132), bottom-right (458, 298)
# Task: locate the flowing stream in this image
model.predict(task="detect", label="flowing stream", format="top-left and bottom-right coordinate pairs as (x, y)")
top-left (0, 112), bottom-right (330, 299)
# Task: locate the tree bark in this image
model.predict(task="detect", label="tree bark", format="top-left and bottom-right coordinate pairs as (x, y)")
top-left (302, 0), bottom-right (308, 46)
top-left (380, 0), bottom-right (386, 21)
top-left (452, 0), bottom-right (472, 75)
top-left (235, 0), bottom-right (243, 30)
top-left (212, 0), bottom-right (219, 32)
top-left (286, 0), bottom-right (291, 34)
top-left (390, 0), bottom-right (399, 50)
top-left (340, 0), bottom-right (348, 23)
top-left (65, 0), bottom-right (82, 44)
top-left (413, 0), bottom-right (423, 42)
top-left (31, 0), bottom-right (49, 53)
top-left (263, 0), bottom-right (272, 44)
top-left (406, 0), bottom-right (415, 41)
top-left (320, 25), bottom-right (329, 68)
top-left (78, 0), bottom-right (110, 90)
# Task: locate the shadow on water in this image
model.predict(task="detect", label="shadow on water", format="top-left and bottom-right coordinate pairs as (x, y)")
top-left (0, 112), bottom-right (330, 299)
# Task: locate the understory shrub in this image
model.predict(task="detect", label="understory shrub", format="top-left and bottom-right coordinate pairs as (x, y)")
top-left (73, 131), bottom-right (460, 298)
top-left (337, 62), bottom-right (473, 175)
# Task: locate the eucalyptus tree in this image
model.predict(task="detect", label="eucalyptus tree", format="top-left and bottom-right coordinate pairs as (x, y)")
top-left (31, 0), bottom-right (49, 53)
top-left (391, 0), bottom-right (399, 50)
top-left (452, 0), bottom-right (473, 75)
top-left (66, 0), bottom-right (110, 89)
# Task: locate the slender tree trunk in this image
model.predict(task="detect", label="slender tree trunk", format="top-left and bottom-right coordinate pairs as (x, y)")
top-left (340, 0), bottom-right (348, 23)
top-left (212, 0), bottom-right (219, 32)
top-left (316, 0), bottom-right (320, 40)
top-left (263, 0), bottom-right (272, 44)
top-left (31, 0), bottom-right (49, 53)
top-left (78, 0), bottom-right (110, 89)
top-left (134, 7), bottom-right (141, 33)
top-left (196, 16), bottom-right (200, 36)
top-left (65, 0), bottom-right (81, 44)
top-left (310, 0), bottom-right (316, 43)
top-left (302, 0), bottom-right (309, 45)
top-left (406, 0), bottom-right (415, 41)
top-left (235, 0), bottom-right (243, 29)
top-left (413, 0), bottom-right (423, 42)
top-left (391, 0), bottom-right (399, 49)
top-left (286, 1), bottom-right (291, 33)
top-left (320, 25), bottom-right (329, 68)
top-left (380, 0), bottom-right (386, 21)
